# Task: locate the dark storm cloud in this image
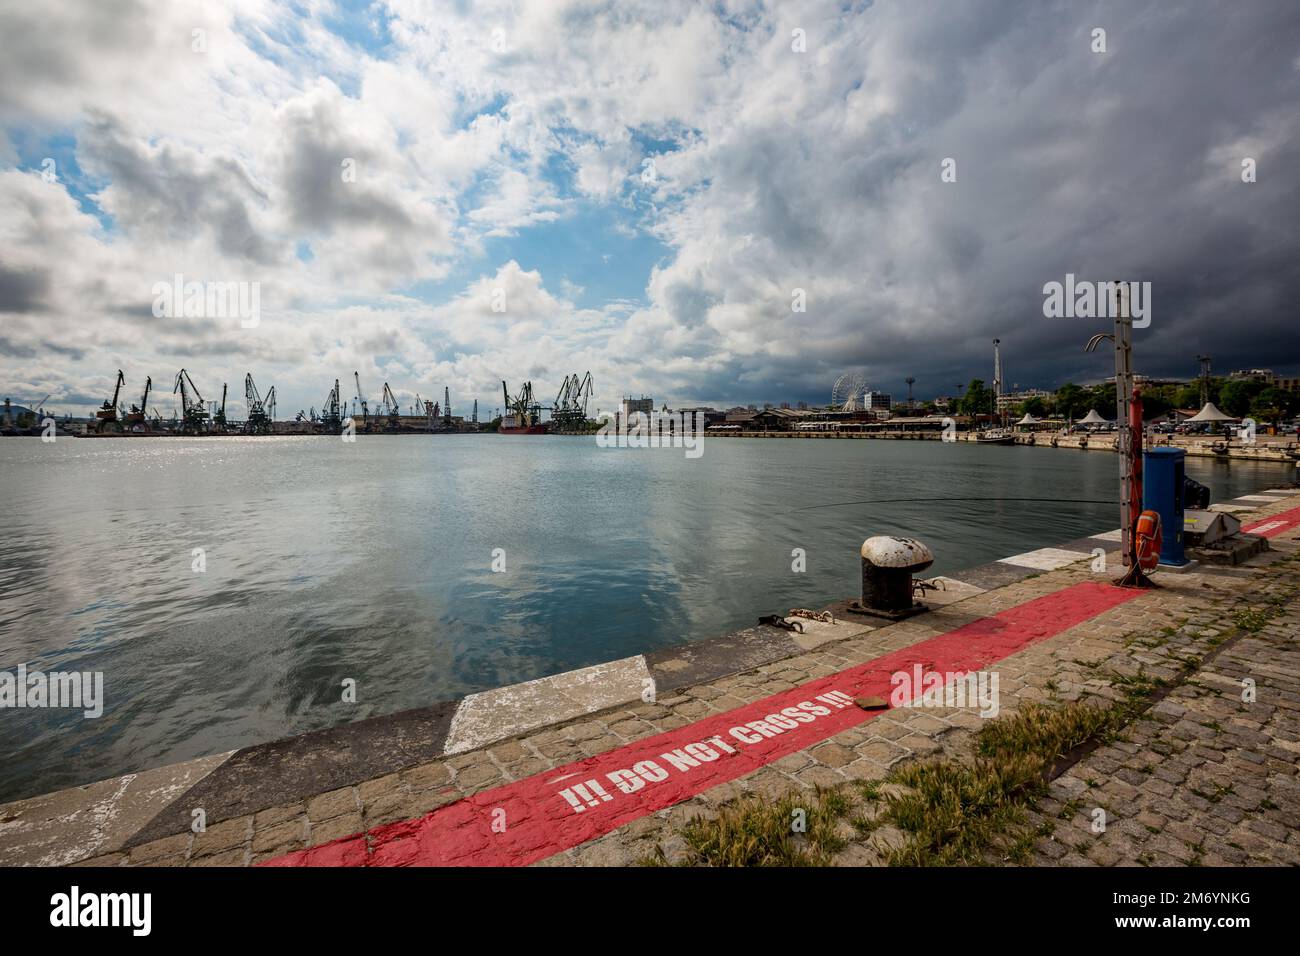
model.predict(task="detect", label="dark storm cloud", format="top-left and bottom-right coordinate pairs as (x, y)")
top-left (0, 337), bottom-right (85, 362)
top-left (665, 0), bottom-right (1300, 402)
top-left (0, 263), bottom-right (50, 313)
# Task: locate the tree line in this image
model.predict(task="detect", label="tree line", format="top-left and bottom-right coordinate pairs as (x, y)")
top-left (934, 378), bottom-right (1298, 423)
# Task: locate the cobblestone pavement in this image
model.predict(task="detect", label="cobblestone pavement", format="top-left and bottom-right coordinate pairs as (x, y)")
top-left (1027, 561), bottom-right (1300, 866)
top-left (68, 511), bottom-right (1297, 867)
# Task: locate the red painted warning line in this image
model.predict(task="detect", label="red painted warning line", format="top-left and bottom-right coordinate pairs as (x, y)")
top-left (262, 581), bottom-right (1140, 867)
top-left (1243, 505), bottom-right (1300, 539)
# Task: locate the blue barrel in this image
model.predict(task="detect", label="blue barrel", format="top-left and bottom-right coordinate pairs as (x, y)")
top-left (1143, 447), bottom-right (1187, 566)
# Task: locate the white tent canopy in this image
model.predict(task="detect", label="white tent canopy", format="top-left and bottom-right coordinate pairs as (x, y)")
top-left (1015, 413), bottom-right (1041, 425)
top-left (1186, 401), bottom-right (1236, 423)
top-left (1078, 409), bottom-right (1109, 425)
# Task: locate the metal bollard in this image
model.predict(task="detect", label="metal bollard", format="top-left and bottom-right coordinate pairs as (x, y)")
top-left (849, 536), bottom-right (935, 620)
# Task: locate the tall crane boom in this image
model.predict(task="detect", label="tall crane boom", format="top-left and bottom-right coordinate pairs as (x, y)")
top-left (245, 373), bottom-right (275, 434)
top-left (321, 379), bottom-right (343, 433)
top-left (96, 370), bottom-right (126, 430)
top-left (212, 383), bottom-right (229, 431)
top-left (381, 382), bottom-right (400, 429)
top-left (353, 371), bottom-right (368, 423)
top-left (125, 376), bottom-right (151, 429)
top-left (172, 368), bottom-right (209, 433)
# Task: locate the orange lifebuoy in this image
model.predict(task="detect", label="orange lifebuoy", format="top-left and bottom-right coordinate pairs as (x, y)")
top-left (1135, 510), bottom-right (1162, 571)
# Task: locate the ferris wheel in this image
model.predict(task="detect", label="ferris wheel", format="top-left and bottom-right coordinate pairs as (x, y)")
top-left (831, 371), bottom-right (867, 412)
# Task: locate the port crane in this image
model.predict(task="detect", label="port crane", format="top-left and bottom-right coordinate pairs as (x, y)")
top-left (381, 383), bottom-right (400, 430)
top-left (125, 376), bottom-right (151, 430)
top-left (173, 368), bottom-right (209, 434)
top-left (212, 383), bottom-right (229, 432)
top-left (551, 372), bottom-right (593, 430)
top-left (245, 373), bottom-right (275, 434)
top-left (321, 379), bottom-right (343, 433)
top-left (353, 372), bottom-right (369, 426)
top-left (96, 370), bottom-right (125, 432)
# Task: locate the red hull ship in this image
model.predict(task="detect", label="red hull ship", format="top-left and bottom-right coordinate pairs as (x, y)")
top-left (499, 421), bottom-right (549, 434)
top-left (499, 380), bottom-right (548, 434)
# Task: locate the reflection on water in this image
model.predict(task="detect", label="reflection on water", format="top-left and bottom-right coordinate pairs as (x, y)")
top-left (0, 434), bottom-right (1291, 801)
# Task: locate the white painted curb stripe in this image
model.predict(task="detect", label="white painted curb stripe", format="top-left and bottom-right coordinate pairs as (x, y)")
top-left (443, 655), bottom-right (653, 755)
top-left (998, 547), bottom-right (1090, 571)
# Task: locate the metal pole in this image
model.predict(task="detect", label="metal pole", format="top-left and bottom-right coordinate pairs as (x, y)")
top-left (1113, 282), bottom-right (1133, 564)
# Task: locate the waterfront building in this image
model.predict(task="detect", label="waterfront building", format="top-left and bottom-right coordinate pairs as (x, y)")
top-left (619, 396), bottom-right (654, 419)
top-left (1228, 369), bottom-right (1300, 392)
top-left (996, 388), bottom-right (1051, 412)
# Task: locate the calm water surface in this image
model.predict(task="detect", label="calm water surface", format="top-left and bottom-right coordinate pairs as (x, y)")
top-left (0, 435), bottom-right (1292, 801)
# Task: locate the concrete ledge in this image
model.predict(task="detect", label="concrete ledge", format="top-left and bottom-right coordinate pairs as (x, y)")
top-left (0, 752), bottom-right (231, 866)
top-left (998, 547), bottom-right (1093, 571)
top-left (948, 560), bottom-right (1040, 591)
top-left (126, 700), bottom-right (458, 848)
top-left (791, 617), bottom-right (874, 651)
top-left (444, 655), bottom-right (652, 755)
top-left (645, 624), bottom-right (804, 693)
top-left (916, 576), bottom-right (987, 608)
top-left (1211, 502), bottom-right (1262, 514)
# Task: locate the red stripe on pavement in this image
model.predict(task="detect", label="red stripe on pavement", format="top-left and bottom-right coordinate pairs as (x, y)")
top-left (262, 581), bottom-right (1140, 867)
top-left (1243, 505), bottom-right (1300, 539)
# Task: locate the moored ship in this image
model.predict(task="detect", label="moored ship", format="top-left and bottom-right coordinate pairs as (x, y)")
top-left (499, 414), bottom-right (549, 435)
top-left (499, 380), bottom-right (548, 434)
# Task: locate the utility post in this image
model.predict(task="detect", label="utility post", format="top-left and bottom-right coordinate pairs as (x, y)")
top-left (1112, 282), bottom-right (1135, 567)
top-left (1196, 355), bottom-right (1211, 407)
top-left (1086, 280), bottom-right (1151, 586)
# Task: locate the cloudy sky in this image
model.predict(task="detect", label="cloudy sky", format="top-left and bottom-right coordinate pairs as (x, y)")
top-left (1, 0), bottom-right (1298, 419)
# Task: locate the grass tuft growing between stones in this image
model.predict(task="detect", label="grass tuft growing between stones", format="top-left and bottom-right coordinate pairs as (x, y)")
top-left (883, 701), bottom-right (1116, 865)
top-left (642, 788), bottom-right (850, 866)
